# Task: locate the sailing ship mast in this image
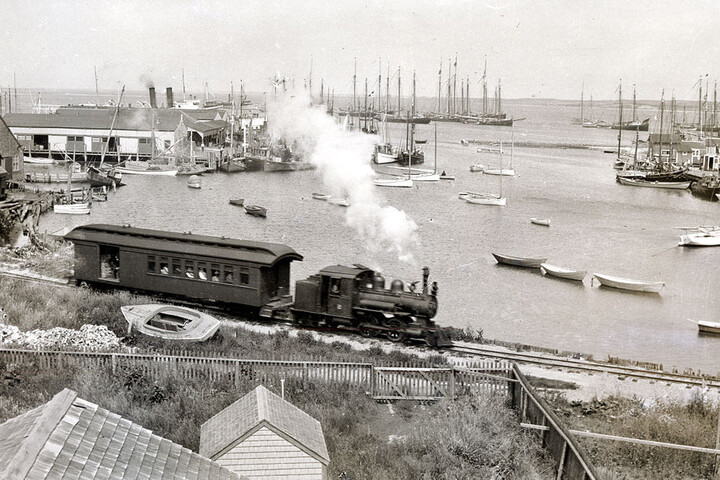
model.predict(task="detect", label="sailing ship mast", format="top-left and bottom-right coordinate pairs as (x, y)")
top-left (616, 82), bottom-right (623, 164)
top-left (100, 85), bottom-right (125, 168)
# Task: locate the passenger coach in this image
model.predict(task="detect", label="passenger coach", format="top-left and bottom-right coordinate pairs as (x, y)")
top-left (64, 224), bottom-right (303, 309)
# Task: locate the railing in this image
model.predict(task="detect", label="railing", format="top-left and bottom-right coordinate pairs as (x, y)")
top-left (510, 364), bottom-right (598, 480)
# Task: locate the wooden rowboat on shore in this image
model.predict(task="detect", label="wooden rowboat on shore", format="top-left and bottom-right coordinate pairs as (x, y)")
top-left (592, 273), bottom-right (665, 293)
top-left (492, 253), bottom-right (547, 268)
top-left (530, 218), bottom-right (551, 227)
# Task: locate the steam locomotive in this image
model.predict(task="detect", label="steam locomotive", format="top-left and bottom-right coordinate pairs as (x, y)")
top-left (65, 224), bottom-right (450, 347)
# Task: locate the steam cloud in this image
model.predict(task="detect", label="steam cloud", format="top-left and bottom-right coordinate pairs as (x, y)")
top-left (267, 91), bottom-right (418, 262)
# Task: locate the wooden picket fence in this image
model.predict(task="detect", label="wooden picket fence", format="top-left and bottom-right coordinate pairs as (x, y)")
top-left (0, 347), bottom-right (597, 478)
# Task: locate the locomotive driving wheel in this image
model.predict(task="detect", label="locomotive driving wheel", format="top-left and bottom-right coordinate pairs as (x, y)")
top-left (384, 318), bottom-right (406, 343)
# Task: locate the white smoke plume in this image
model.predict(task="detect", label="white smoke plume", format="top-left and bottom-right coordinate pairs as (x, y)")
top-left (267, 91), bottom-right (418, 262)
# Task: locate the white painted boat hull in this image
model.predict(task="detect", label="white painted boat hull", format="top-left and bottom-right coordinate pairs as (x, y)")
top-left (678, 232), bottom-right (720, 247)
top-left (375, 151), bottom-right (398, 164)
top-left (617, 177), bottom-right (690, 189)
top-left (698, 320), bottom-right (720, 335)
top-left (374, 177), bottom-right (413, 188)
top-left (465, 194), bottom-right (506, 206)
top-left (540, 263), bottom-right (586, 281)
top-left (593, 273), bottom-right (664, 293)
top-left (53, 203), bottom-right (90, 215)
top-left (116, 167), bottom-right (178, 176)
top-left (411, 173), bottom-right (440, 182)
top-left (484, 168), bottom-right (516, 176)
top-left (121, 304), bottom-right (220, 341)
top-left (492, 253), bottom-right (547, 268)
top-left (530, 218), bottom-right (551, 226)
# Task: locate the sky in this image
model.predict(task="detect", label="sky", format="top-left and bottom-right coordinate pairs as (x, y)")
top-left (3, 0), bottom-right (720, 102)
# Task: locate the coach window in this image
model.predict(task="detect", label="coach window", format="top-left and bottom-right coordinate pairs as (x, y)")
top-left (197, 263), bottom-right (207, 280)
top-left (185, 261), bottom-right (195, 279)
top-left (172, 259), bottom-right (182, 276)
top-left (223, 266), bottom-right (235, 284)
top-left (210, 264), bottom-right (221, 282)
top-left (147, 256), bottom-right (156, 273)
top-left (239, 267), bottom-right (250, 285)
top-left (159, 257), bottom-right (169, 275)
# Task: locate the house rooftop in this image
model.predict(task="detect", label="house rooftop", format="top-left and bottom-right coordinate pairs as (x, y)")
top-left (0, 388), bottom-right (243, 480)
top-left (200, 385), bottom-right (329, 465)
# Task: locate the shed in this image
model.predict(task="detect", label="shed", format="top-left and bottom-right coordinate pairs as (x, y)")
top-left (0, 388), bottom-right (244, 480)
top-left (0, 113), bottom-right (22, 180)
top-left (200, 385), bottom-right (329, 480)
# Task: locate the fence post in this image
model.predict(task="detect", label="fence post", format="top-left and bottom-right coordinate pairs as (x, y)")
top-left (449, 365), bottom-right (456, 398)
top-left (111, 354), bottom-right (117, 375)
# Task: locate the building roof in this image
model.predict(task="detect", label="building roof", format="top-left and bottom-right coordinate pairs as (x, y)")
top-left (0, 114), bottom-right (21, 157)
top-left (64, 224), bottom-right (303, 267)
top-left (0, 389), bottom-right (243, 480)
top-left (3, 108), bottom-right (228, 134)
top-left (199, 385), bottom-right (329, 465)
top-left (648, 133), bottom-right (682, 144)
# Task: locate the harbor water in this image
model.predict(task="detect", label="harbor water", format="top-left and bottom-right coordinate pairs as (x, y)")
top-left (34, 97), bottom-right (720, 375)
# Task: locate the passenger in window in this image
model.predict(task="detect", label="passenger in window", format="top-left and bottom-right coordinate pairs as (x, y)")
top-left (186, 265), bottom-right (195, 278)
top-left (211, 269), bottom-right (220, 282)
top-left (160, 264), bottom-right (169, 275)
top-left (198, 268), bottom-right (207, 280)
top-left (224, 271), bottom-right (233, 283)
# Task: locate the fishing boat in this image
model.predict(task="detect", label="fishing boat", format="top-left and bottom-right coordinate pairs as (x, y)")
top-left (228, 198), bottom-right (244, 207)
top-left (678, 229), bottom-right (720, 247)
top-left (120, 304), bottom-right (220, 342)
top-left (396, 72), bottom-right (424, 166)
top-left (592, 273), bottom-right (665, 293)
top-left (244, 205), bottom-right (267, 217)
top-left (86, 165), bottom-right (123, 188)
top-left (312, 192), bottom-right (331, 200)
top-left (540, 263), bottom-right (586, 281)
top-left (530, 218), bottom-right (551, 226)
top-left (482, 133), bottom-right (516, 176)
top-left (470, 164), bottom-right (485, 172)
top-left (616, 176), bottom-right (691, 189)
top-left (187, 175), bottom-right (201, 189)
top-left (492, 253), bottom-right (547, 268)
top-left (697, 320), bottom-right (720, 335)
top-left (690, 175), bottom-right (720, 200)
top-left (374, 114), bottom-right (399, 164)
top-left (217, 156), bottom-right (247, 173)
top-left (23, 155), bottom-right (55, 164)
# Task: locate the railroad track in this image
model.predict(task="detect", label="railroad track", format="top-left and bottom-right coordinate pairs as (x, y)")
top-left (1, 269), bottom-right (717, 388)
top-left (450, 343), bottom-right (720, 388)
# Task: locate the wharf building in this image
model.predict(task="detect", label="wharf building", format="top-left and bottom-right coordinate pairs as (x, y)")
top-left (3, 88), bottom-right (231, 169)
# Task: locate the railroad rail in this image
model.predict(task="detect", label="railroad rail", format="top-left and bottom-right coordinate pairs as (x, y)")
top-left (0, 268), bottom-right (717, 390)
top-left (451, 342), bottom-right (720, 389)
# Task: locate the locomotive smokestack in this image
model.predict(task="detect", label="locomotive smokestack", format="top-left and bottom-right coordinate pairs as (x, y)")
top-left (422, 266), bottom-right (429, 294)
top-left (166, 87), bottom-right (174, 109)
top-left (148, 87), bottom-right (157, 108)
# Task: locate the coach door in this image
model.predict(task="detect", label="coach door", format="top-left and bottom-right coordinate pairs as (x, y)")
top-left (327, 277), bottom-right (352, 319)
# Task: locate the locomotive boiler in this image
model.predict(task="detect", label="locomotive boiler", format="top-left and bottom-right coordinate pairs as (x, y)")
top-left (263, 264), bottom-right (448, 346)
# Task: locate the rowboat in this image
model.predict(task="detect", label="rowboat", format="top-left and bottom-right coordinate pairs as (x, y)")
top-left (312, 192), bottom-right (331, 200)
top-left (469, 164), bottom-right (485, 172)
top-left (53, 203), bottom-right (90, 215)
top-left (592, 273), bottom-right (665, 293)
top-left (492, 253), bottom-right (547, 268)
top-left (115, 164), bottom-right (178, 176)
top-left (439, 173), bottom-right (455, 180)
top-left (530, 218), bottom-right (551, 227)
top-left (228, 198), bottom-right (244, 207)
top-left (244, 205), bottom-right (267, 217)
top-left (678, 230), bottom-right (720, 247)
top-left (121, 304), bottom-right (220, 341)
top-left (187, 175), bottom-right (201, 189)
top-left (540, 263), bottom-right (586, 281)
top-left (697, 320), bottom-right (720, 335)
top-left (328, 197), bottom-right (350, 207)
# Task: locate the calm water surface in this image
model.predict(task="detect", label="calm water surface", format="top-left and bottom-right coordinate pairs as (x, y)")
top-left (37, 101), bottom-right (720, 374)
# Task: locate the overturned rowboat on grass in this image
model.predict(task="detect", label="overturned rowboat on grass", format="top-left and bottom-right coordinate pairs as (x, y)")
top-left (121, 304), bottom-right (220, 342)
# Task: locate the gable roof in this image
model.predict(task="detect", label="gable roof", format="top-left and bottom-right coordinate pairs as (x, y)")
top-left (3, 108), bottom-right (228, 134)
top-left (0, 389), bottom-right (243, 480)
top-left (0, 114), bottom-right (22, 157)
top-left (199, 385), bottom-right (329, 465)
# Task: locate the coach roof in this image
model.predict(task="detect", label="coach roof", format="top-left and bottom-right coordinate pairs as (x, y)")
top-left (65, 224), bottom-right (303, 267)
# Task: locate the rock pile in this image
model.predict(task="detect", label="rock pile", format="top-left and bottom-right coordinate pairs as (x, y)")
top-left (0, 323), bottom-right (121, 350)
